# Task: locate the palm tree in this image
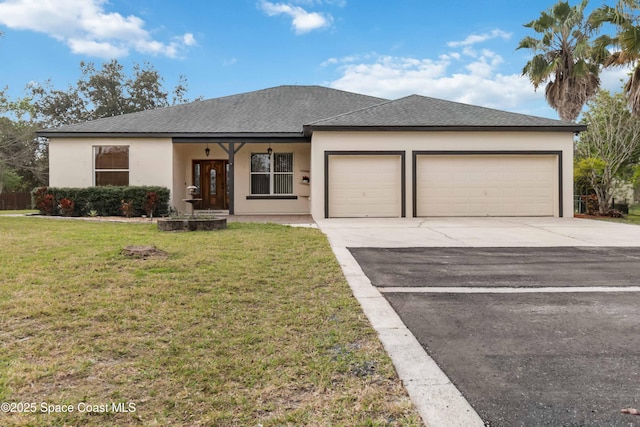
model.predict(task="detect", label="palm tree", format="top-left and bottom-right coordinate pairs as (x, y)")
top-left (518, 0), bottom-right (600, 122)
top-left (589, 0), bottom-right (640, 115)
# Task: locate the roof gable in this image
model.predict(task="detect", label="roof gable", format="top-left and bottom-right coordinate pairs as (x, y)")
top-left (307, 95), bottom-right (584, 131)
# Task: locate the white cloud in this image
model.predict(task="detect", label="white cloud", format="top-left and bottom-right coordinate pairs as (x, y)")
top-left (67, 38), bottom-right (129, 57)
top-left (319, 27), bottom-right (571, 116)
top-left (182, 33), bottom-right (197, 47)
top-left (324, 35), bottom-right (551, 117)
top-left (447, 29), bottom-right (512, 48)
top-left (0, 0), bottom-right (196, 59)
top-left (600, 67), bottom-right (631, 93)
top-left (290, 0), bottom-right (346, 7)
top-left (260, 1), bottom-right (332, 34)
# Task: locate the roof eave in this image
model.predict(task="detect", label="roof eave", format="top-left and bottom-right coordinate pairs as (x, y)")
top-left (37, 131), bottom-right (309, 141)
top-left (304, 124), bottom-right (588, 133)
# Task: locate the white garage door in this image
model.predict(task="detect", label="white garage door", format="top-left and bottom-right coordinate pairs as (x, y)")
top-left (416, 154), bottom-right (557, 217)
top-left (328, 154), bottom-right (402, 218)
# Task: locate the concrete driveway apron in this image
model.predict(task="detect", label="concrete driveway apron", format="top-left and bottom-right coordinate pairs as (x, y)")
top-left (316, 217), bottom-right (640, 427)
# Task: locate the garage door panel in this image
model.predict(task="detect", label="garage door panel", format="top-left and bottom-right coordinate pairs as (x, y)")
top-left (329, 155), bottom-right (402, 218)
top-left (416, 155), bottom-right (557, 217)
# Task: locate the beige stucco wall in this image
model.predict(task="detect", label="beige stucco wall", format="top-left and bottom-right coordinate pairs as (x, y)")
top-left (172, 142), bottom-right (311, 215)
top-left (48, 136), bottom-right (174, 200)
top-left (310, 131), bottom-right (575, 220)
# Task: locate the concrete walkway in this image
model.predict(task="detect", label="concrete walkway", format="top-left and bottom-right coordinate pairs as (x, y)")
top-left (317, 216), bottom-right (640, 247)
top-left (315, 217), bottom-right (640, 427)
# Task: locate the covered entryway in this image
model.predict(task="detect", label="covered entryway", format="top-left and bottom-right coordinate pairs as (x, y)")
top-left (414, 153), bottom-right (560, 217)
top-left (192, 160), bottom-right (229, 210)
top-left (326, 152), bottom-right (405, 218)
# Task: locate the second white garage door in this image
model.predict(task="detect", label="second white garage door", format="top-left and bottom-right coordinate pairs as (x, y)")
top-left (416, 154), bottom-right (557, 217)
top-left (328, 154), bottom-right (402, 217)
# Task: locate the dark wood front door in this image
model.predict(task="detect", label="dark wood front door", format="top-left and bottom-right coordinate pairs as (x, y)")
top-left (193, 160), bottom-right (228, 210)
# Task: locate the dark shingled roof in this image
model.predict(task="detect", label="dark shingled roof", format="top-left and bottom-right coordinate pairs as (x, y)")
top-left (306, 95), bottom-right (584, 131)
top-left (38, 86), bottom-right (585, 138)
top-left (38, 85), bottom-right (387, 137)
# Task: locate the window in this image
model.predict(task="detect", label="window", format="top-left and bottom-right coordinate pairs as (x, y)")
top-left (251, 152), bottom-right (293, 195)
top-left (94, 146), bottom-right (129, 186)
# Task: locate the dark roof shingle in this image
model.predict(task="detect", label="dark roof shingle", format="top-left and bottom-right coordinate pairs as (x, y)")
top-left (38, 86), bottom-right (585, 137)
top-left (306, 95), bottom-right (584, 131)
top-left (39, 85), bottom-right (387, 137)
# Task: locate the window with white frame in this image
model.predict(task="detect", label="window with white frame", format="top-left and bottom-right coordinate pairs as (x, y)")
top-left (94, 146), bottom-right (129, 186)
top-left (250, 152), bottom-right (293, 195)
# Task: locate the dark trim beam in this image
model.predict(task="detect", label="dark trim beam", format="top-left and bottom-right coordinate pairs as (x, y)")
top-left (228, 142), bottom-right (235, 215)
top-left (246, 195), bottom-right (298, 200)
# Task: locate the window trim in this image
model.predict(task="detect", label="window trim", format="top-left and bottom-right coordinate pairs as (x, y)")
top-left (93, 145), bottom-right (130, 186)
top-left (250, 152), bottom-right (294, 195)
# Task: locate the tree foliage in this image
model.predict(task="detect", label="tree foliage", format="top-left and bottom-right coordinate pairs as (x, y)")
top-left (575, 89), bottom-right (640, 213)
top-left (589, 0), bottom-right (640, 115)
top-left (518, 0), bottom-right (600, 122)
top-left (0, 88), bottom-right (46, 193)
top-left (0, 60), bottom-right (194, 192)
top-left (29, 59), bottom-right (193, 128)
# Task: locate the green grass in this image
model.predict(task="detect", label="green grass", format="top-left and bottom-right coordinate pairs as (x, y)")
top-left (602, 214), bottom-right (640, 225)
top-left (0, 217), bottom-right (421, 426)
top-left (581, 204), bottom-right (640, 225)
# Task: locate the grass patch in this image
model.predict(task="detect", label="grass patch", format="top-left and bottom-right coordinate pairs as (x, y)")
top-left (579, 204), bottom-right (640, 225)
top-left (0, 217), bottom-right (421, 426)
top-left (598, 214), bottom-right (640, 225)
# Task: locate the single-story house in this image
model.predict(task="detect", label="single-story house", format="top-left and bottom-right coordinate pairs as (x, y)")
top-left (39, 85), bottom-right (585, 220)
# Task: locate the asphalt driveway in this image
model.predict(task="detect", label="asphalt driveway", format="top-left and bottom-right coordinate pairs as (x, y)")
top-left (353, 247), bottom-right (640, 426)
top-left (317, 218), bottom-right (640, 427)
top-left (349, 246), bottom-right (640, 288)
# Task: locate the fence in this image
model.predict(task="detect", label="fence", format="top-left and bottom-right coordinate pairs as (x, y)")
top-left (0, 192), bottom-right (32, 210)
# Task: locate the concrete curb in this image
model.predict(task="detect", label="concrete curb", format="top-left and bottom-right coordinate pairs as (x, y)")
top-left (330, 246), bottom-right (484, 427)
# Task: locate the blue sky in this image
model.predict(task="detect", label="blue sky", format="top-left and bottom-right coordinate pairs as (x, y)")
top-left (0, 0), bottom-right (630, 119)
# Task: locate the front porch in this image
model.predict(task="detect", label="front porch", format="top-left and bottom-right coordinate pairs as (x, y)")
top-left (171, 141), bottom-right (311, 216)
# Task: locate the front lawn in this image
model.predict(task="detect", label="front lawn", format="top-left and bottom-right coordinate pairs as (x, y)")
top-left (0, 217), bottom-right (420, 426)
top-left (579, 204), bottom-right (640, 225)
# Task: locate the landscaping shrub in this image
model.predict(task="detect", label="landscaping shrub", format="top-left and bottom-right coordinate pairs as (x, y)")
top-left (581, 194), bottom-right (599, 215)
top-left (31, 186), bottom-right (170, 217)
top-left (58, 197), bottom-right (75, 217)
top-left (32, 186), bottom-right (55, 215)
top-left (613, 202), bottom-right (629, 215)
top-left (144, 191), bottom-right (160, 218)
top-left (120, 199), bottom-right (134, 218)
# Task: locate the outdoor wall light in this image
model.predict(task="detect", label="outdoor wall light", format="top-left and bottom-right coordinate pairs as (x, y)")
top-left (205, 143), bottom-right (210, 157)
top-left (267, 143), bottom-right (272, 156)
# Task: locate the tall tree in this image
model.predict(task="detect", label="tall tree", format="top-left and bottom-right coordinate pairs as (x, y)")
top-left (575, 89), bottom-right (640, 213)
top-left (0, 93), bottom-right (47, 191)
top-left (16, 60), bottom-right (195, 187)
top-left (589, 0), bottom-right (640, 114)
top-left (518, 0), bottom-right (600, 122)
top-left (30, 59), bottom-right (192, 128)
top-left (128, 62), bottom-right (169, 112)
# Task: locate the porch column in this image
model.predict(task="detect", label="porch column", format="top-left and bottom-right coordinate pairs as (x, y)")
top-left (229, 142), bottom-right (235, 215)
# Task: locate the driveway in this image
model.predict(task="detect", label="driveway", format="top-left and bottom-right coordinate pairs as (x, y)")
top-left (317, 217), bottom-right (640, 427)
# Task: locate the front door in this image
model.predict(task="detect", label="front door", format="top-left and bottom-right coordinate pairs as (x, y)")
top-left (193, 160), bottom-right (228, 210)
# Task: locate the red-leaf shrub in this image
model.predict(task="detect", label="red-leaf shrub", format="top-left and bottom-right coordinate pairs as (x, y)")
top-left (58, 197), bottom-right (75, 216)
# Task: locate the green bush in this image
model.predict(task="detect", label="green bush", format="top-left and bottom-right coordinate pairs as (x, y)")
top-left (31, 186), bottom-right (170, 217)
